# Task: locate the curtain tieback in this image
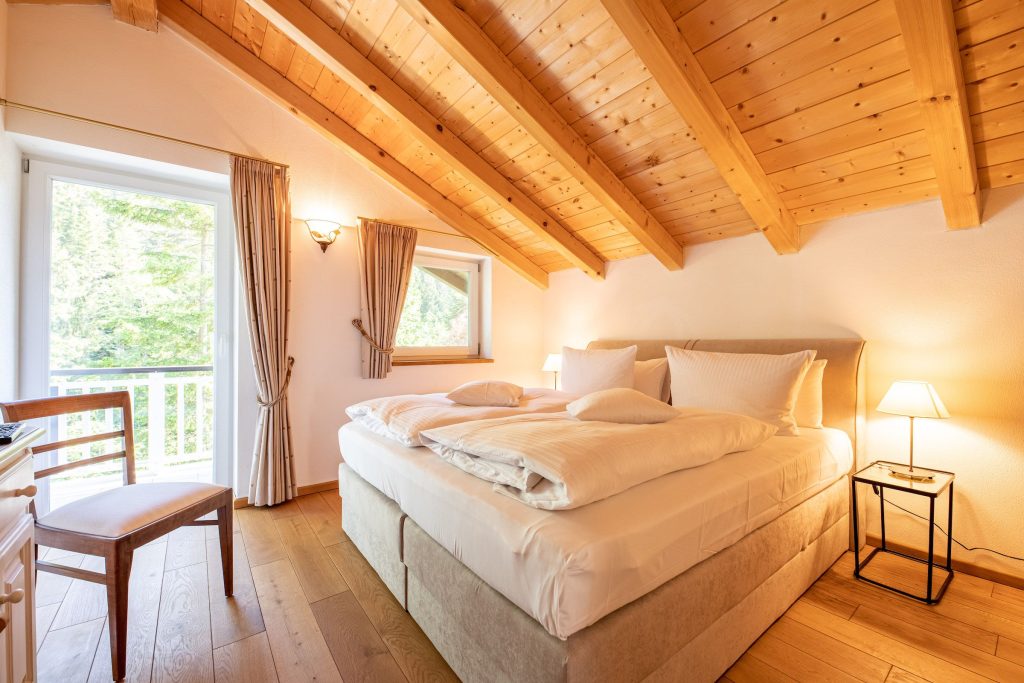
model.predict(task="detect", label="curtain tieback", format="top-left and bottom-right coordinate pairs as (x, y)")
top-left (257, 356), bottom-right (295, 408)
top-left (351, 319), bottom-right (394, 355)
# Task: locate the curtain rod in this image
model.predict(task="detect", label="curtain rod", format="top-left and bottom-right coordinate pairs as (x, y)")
top-left (0, 98), bottom-right (289, 169)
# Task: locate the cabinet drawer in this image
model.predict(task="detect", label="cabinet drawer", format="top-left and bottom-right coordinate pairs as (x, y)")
top-left (0, 458), bottom-right (34, 538)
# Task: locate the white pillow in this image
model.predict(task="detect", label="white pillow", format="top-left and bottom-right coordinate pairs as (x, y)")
top-left (568, 388), bottom-right (680, 424)
top-left (665, 347), bottom-right (816, 436)
top-left (446, 380), bottom-right (523, 407)
top-left (794, 359), bottom-right (827, 429)
top-left (561, 346), bottom-right (637, 395)
top-left (634, 358), bottom-right (670, 402)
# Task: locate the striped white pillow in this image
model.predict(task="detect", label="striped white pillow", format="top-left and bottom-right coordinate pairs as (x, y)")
top-left (665, 347), bottom-right (816, 436)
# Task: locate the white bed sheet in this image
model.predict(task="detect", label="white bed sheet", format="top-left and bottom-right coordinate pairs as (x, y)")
top-left (338, 422), bottom-right (852, 639)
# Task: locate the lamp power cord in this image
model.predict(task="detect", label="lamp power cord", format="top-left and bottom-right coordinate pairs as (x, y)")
top-left (872, 487), bottom-right (1024, 563)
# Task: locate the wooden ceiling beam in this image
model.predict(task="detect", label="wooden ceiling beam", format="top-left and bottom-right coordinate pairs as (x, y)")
top-left (245, 0), bottom-right (605, 280)
top-left (895, 0), bottom-right (981, 228)
top-left (157, 0), bottom-right (549, 288)
top-left (601, 0), bottom-right (800, 255)
top-left (111, 0), bottom-right (159, 31)
top-left (397, 0), bottom-right (686, 271)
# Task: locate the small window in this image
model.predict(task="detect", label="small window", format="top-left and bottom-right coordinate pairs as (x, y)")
top-left (395, 252), bottom-right (482, 358)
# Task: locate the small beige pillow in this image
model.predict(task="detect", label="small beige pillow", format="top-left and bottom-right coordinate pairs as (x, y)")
top-left (446, 380), bottom-right (524, 407)
top-left (634, 358), bottom-right (670, 402)
top-left (794, 359), bottom-right (827, 428)
top-left (568, 388), bottom-right (680, 424)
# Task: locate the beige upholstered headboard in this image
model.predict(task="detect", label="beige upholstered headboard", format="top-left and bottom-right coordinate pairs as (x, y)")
top-left (587, 338), bottom-right (866, 455)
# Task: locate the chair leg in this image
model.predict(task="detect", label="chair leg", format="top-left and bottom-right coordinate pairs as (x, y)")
top-left (105, 544), bottom-right (133, 682)
top-left (217, 502), bottom-right (234, 597)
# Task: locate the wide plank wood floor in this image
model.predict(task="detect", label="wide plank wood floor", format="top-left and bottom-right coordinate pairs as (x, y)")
top-left (37, 490), bottom-right (1024, 682)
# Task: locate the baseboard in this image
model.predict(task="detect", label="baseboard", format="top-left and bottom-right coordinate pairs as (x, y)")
top-left (233, 479), bottom-right (340, 510)
top-left (298, 479), bottom-right (340, 496)
top-left (865, 533), bottom-right (1024, 590)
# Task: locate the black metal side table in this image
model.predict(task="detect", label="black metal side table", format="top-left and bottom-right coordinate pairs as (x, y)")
top-left (851, 461), bottom-right (955, 604)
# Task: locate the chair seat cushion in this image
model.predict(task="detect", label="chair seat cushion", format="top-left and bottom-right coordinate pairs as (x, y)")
top-left (37, 482), bottom-right (229, 539)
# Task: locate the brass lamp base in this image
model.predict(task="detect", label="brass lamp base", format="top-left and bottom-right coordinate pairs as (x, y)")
top-left (887, 465), bottom-right (935, 482)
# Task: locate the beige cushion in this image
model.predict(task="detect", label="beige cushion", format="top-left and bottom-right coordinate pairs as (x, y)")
top-left (446, 380), bottom-right (524, 407)
top-left (37, 482), bottom-right (228, 538)
top-left (634, 359), bottom-right (670, 402)
top-left (561, 345), bottom-right (637, 395)
top-left (665, 347), bottom-right (815, 436)
top-left (567, 388), bottom-right (680, 424)
top-left (794, 359), bottom-right (827, 429)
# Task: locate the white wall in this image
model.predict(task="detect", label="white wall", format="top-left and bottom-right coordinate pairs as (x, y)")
top-left (0, 2), bottom-right (21, 399)
top-left (6, 5), bottom-right (546, 491)
top-left (542, 185), bottom-right (1024, 579)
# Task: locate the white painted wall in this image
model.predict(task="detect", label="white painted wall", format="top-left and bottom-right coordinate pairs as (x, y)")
top-left (5, 5), bottom-right (546, 492)
top-left (0, 2), bottom-right (21, 399)
top-left (541, 185), bottom-right (1024, 579)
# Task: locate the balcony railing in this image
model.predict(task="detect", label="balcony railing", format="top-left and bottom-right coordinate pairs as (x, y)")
top-left (48, 366), bottom-right (214, 483)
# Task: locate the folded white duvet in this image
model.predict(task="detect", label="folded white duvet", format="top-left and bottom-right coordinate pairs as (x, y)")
top-left (420, 409), bottom-right (778, 509)
top-left (345, 388), bottom-right (574, 447)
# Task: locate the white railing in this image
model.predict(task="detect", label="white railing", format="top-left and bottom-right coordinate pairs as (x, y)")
top-left (49, 365), bottom-right (214, 479)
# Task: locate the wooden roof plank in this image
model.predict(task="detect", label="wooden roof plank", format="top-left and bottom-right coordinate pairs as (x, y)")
top-left (896, 0), bottom-right (982, 228)
top-left (602, 0), bottom-right (800, 254)
top-left (158, 0), bottom-right (548, 288)
top-left (397, 0), bottom-right (686, 270)
top-left (248, 0), bottom-right (605, 279)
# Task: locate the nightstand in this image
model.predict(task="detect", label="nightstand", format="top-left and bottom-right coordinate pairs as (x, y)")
top-left (851, 460), bottom-right (954, 604)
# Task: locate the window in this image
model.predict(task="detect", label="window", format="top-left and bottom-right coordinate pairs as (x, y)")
top-left (23, 159), bottom-right (235, 513)
top-left (395, 252), bottom-right (482, 358)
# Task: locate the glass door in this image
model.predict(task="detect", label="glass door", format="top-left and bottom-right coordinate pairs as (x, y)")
top-left (22, 160), bottom-right (234, 514)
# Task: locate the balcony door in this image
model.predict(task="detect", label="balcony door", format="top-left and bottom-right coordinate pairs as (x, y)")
top-left (22, 160), bottom-right (235, 515)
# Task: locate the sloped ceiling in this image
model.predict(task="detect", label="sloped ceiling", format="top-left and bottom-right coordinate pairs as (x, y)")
top-left (27, 0), bottom-right (1024, 286)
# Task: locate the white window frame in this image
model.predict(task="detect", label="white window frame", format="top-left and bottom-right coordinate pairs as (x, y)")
top-left (394, 251), bottom-right (482, 358)
top-left (21, 159), bottom-right (236, 492)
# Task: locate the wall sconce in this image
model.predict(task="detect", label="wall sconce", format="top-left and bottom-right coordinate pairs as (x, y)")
top-left (304, 219), bottom-right (344, 252)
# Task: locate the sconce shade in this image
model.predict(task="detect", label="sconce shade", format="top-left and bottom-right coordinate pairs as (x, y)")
top-left (542, 353), bottom-right (562, 373)
top-left (305, 219), bottom-right (343, 252)
top-left (877, 381), bottom-right (950, 419)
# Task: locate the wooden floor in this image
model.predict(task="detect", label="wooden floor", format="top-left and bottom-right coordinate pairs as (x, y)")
top-left (36, 490), bottom-right (1024, 682)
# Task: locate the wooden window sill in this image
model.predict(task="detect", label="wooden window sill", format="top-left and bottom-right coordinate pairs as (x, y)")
top-left (392, 357), bottom-right (494, 366)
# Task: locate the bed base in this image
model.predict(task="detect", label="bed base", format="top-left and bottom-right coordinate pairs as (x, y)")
top-left (340, 464), bottom-right (848, 682)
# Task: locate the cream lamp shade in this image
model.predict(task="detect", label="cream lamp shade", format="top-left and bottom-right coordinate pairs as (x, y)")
top-left (542, 354), bottom-right (562, 373)
top-left (877, 381), bottom-right (950, 419)
top-left (877, 380), bottom-right (949, 481)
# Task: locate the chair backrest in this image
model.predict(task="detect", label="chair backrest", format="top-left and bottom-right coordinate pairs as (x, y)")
top-left (0, 391), bottom-right (137, 485)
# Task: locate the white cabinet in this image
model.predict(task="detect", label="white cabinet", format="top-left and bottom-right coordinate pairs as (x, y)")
top-left (0, 432), bottom-right (39, 683)
top-left (0, 516), bottom-right (33, 683)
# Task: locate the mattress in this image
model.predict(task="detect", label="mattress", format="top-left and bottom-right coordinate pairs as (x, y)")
top-left (338, 421), bottom-right (852, 639)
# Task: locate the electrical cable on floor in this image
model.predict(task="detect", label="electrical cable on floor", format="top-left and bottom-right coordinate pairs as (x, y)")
top-left (873, 488), bottom-right (1024, 562)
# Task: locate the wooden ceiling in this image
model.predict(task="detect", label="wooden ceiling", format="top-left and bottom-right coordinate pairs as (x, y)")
top-left (45, 0), bottom-right (1024, 285)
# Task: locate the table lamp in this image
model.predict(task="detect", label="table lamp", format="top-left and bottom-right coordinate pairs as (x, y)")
top-left (876, 380), bottom-right (949, 482)
top-left (542, 354), bottom-right (562, 390)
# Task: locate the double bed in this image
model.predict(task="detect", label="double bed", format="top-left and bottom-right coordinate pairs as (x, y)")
top-left (337, 338), bottom-right (865, 682)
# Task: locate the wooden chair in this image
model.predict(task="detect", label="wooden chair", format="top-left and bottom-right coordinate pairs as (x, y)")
top-left (0, 391), bottom-right (233, 681)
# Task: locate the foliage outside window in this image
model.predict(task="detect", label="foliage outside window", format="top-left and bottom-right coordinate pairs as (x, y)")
top-left (47, 179), bottom-right (216, 490)
top-left (395, 253), bottom-right (481, 357)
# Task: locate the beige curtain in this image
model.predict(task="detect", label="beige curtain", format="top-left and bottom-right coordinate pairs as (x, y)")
top-left (230, 156), bottom-right (296, 506)
top-left (352, 219), bottom-right (418, 379)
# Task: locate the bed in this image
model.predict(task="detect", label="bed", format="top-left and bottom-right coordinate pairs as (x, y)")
top-left (338, 338), bottom-right (865, 682)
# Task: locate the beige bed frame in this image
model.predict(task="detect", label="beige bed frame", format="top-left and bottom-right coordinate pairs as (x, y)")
top-left (339, 338), bottom-right (865, 682)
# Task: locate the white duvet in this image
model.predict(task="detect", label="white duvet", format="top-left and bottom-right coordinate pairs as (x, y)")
top-left (344, 388), bottom-right (573, 447)
top-left (420, 409), bottom-right (778, 509)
